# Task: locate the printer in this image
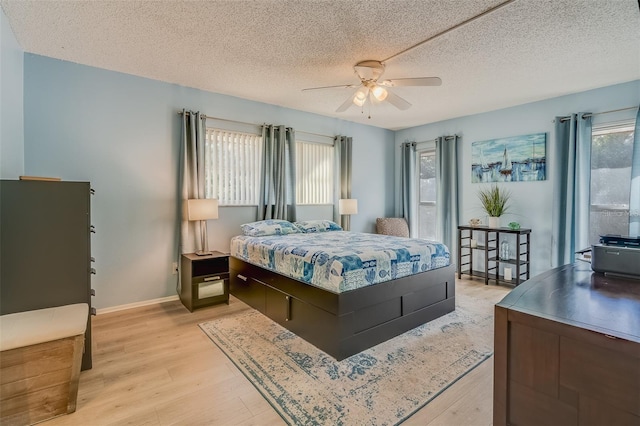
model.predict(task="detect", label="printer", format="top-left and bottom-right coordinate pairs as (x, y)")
top-left (591, 235), bottom-right (640, 279)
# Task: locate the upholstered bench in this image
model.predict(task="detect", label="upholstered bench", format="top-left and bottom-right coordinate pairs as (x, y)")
top-left (0, 303), bottom-right (88, 425)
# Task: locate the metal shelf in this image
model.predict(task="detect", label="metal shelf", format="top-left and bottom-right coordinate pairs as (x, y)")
top-left (457, 225), bottom-right (531, 286)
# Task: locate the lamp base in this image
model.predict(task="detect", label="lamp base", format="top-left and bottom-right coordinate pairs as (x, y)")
top-left (194, 250), bottom-right (213, 256)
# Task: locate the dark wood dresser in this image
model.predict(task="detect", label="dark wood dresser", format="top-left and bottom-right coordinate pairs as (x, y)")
top-left (0, 179), bottom-right (95, 370)
top-left (494, 261), bottom-right (640, 425)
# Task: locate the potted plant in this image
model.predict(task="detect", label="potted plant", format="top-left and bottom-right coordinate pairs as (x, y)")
top-left (478, 184), bottom-right (511, 228)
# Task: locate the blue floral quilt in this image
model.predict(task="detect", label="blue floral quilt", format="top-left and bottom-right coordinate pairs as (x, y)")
top-left (230, 231), bottom-right (450, 293)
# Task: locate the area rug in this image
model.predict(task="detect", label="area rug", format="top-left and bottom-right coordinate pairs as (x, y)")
top-left (199, 288), bottom-right (504, 426)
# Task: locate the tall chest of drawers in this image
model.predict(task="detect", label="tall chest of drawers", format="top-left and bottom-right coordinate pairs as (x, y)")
top-left (0, 179), bottom-right (95, 370)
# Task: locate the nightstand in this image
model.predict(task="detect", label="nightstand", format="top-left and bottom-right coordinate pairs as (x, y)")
top-left (179, 251), bottom-right (229, 312)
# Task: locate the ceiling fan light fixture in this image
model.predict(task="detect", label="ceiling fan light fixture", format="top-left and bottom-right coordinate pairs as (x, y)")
top-left (353, 87), bottom-right (368, 106)
top-left (310, 58), bottom-right (433, 115)
top-left (372, 85), bottom-right (388, 101)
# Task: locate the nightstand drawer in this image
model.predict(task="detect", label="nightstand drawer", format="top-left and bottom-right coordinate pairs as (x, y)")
top-left (194, 273), bottom-right (228, 300)
top-left (197, 279), bottom-right (225, 299)
top-left (193, 274), bottom-right (228, 305)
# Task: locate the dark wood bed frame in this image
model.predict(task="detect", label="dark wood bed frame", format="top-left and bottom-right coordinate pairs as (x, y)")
top-left (229, 257), bottom-right (456, 360)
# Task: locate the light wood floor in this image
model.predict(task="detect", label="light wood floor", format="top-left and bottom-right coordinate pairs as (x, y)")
top-left (44, 278), bottom-right (510, 426)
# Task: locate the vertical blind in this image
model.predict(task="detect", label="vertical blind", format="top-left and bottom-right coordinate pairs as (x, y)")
top-left (204, 130), bottom-right (334, 206)
top-left (205, 128), bottom-right (263, 205)
top-left (296, 141), bottom-right (334, 204)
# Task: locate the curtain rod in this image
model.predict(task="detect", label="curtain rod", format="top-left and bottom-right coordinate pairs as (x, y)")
top-left (556, 105), bottom-right (638, 123)
top-left (177, 110), bottom-right (335, 140)
top-left (399, 135), bottom-right (457, 146)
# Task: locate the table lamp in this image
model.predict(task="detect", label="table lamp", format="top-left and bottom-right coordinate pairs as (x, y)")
top-left (186, 199), bottom-right (219, 256)
top-left (339, 198), bottom-right (358, 231)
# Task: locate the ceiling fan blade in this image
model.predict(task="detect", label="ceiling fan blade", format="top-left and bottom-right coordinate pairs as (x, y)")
top-left (385, 90), bottom-right (412, 110)
top-left (302, 83), bottom-right (358, 92)
top-left (380, 77), bottom-right (442, 87)
top-left (335, 93), bottom-right (356, 112)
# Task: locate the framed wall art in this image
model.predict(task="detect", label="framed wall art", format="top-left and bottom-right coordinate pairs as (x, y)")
top-left (471, 133), bottom-right (546, 183)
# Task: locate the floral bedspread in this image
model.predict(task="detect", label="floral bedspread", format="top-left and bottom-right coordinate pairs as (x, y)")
top-left (230, 231), bottom-right (450, 293)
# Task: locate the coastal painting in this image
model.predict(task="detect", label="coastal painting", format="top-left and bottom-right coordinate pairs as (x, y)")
top-left (471, 133), bottom-right (546, 183)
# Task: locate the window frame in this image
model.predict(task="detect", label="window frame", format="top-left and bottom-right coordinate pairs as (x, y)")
top-left (416, 143), bottom-right (437, 241)
top-left (589, 119), bottom-right (635, 244)
top-left (204, 127), bottom-right (263, 207)
top-left (203, 128), bottom-right (337, 208)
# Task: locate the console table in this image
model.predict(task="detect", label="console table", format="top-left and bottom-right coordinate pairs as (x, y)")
top-left (494, 261), bottom-right (640, 425)
top-left (457, 225), bottom-right (530, 285)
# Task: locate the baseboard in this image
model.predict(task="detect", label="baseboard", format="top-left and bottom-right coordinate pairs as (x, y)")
top-left (96, 295), bottom-right (180, 315)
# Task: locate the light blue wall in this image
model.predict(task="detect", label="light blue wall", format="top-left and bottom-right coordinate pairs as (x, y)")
top-left (23, 53), bottom-right (395, 309)
top-left (396, 80), bottom-right (640, 278)
top-left (0, 7), bottom-right (24, 178)
top-left (20, 47), bottom-right (638, 308)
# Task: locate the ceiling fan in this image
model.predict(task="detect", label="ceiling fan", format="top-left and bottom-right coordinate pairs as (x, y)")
top-left (300, 1), bottom-right (518, 117)
top-left (303, 60), bottom-right (442, 114)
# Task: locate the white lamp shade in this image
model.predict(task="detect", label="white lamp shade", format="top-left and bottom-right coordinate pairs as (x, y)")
top-left (186, 199), bottom-right (219, 221)
top-left (339, 199), bottom-right (358, 215)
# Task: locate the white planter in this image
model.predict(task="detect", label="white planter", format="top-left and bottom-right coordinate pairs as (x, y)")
top-left (488, 216), bottom-right (500, 229)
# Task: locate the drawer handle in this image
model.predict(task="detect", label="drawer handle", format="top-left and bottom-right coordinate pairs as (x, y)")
top-left (285, 295), bottom-right (291, 321)
top-left (237, 274), bottom-right (247, 281)
top-left (204, 276), bottom-right (221, 282)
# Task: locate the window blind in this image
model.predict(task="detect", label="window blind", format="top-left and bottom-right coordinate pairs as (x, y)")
top-left (296, 141), bottom-right (334, 204)
top-left (205, 128), bottom-right (263, 205)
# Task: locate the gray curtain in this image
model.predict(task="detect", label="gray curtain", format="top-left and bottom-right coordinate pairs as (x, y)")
top-left (258, 125), bottom-right (297, 221)
top-left (629, 106), bottom-right (640, 236)
top-left (551, 113), bottom-right (592, 267)
top-left (400, 142), bottom-right (417, 237)
top-left (333, 136), bottom-right (353, 230)
top-left (436, 135), bottom-right (459, 262)
top-left (179, 110), bottom-right (207, 254)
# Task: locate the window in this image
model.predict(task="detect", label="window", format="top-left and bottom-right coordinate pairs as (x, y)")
top-left (295, 141), bottom-right (334, 205)
top-left (205, 128), bottom-right (263, 205)
top-left (204, 129), bottom-right (335, 206)
top-left (589, 121), bottom-right (635, 245)
top-left (418, 149), bottom-right (437, 240)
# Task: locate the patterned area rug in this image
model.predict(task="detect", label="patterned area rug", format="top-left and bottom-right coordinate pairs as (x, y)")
top-left (199, 288), bottom-right (503, 425)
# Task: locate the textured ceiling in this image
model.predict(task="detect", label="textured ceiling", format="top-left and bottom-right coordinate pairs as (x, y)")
top-left (2, 0), bottom-right (639, 130)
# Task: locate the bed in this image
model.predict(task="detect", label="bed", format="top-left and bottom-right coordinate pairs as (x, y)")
top-left (228, 220), bottom-right (456, 360)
